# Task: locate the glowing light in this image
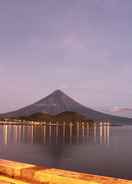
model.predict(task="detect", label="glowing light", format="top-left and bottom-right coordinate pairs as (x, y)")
top-left (4, 125), bottom-right (8, 145)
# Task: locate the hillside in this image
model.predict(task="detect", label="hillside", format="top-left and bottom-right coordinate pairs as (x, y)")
top-left (54, 111), bottom-right (92, 122)
top-left (1, 90), bottom-right (132, 124)
top-left (17, 111), bottom-right (91, 122)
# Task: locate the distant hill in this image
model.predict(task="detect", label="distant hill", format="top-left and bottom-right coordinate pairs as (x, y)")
top-left (19, 112), bottom-right (53, 121)
top-left (17, 111), bottom-right (91, 122)
top-left (54, 111), bottom-right (92, 122)
top-left (1, 90), bottom-right (132, 124)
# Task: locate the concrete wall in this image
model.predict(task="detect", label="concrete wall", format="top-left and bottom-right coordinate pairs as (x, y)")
top-left (0, 160), bottom-right (131, 184)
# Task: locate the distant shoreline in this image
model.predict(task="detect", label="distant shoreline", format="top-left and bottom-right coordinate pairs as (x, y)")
top-left (0, 120), bottom-right (114, 127)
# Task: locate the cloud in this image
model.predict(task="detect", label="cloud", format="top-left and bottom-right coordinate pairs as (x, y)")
top-left (111, 106), bottom-right (132, 113)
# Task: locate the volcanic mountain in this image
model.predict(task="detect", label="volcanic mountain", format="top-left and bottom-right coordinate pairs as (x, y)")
top-left (1, 90), bottom-right (132, 123)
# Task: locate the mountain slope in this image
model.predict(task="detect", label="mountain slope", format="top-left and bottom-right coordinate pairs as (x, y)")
top-left (18, 111), bottom-right (90, 122)
top-left (1, 90), bottom-right (132, 123)
top-left (54, 111), bottom-right (90, 122)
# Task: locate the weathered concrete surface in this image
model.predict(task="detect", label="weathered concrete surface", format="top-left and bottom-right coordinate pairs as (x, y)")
top-left (0, 175), bottom-right (31, 184)
top-left (0, 159), bottom-right (132, 184)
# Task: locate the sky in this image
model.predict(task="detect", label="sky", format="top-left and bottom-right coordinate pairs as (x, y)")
top-left (0, 0), bottom-right (132, 114)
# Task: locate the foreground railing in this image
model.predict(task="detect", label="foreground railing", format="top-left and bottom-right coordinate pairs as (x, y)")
top-left (0, 160), bottom-right (131, 184)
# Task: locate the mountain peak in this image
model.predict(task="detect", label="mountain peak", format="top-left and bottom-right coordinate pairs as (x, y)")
top-left (48, 89), bottom-right (68, 99)
top-left (52, 89), bottom-right (64, 95)
top-left (1, 89), bottom-right (132, 124)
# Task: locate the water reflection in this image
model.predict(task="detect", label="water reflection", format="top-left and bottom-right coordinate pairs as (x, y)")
top-left (2, 122), bottom-right (110, 145)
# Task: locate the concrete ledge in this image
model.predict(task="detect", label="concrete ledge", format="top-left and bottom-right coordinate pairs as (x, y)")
top-left (0, 159), bottom-right (132, 184)
top-left (0, 175), bottom-right (31, 184)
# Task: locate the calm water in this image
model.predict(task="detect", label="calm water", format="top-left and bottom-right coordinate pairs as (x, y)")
top-left (0, 123), bottom-right (132, 180)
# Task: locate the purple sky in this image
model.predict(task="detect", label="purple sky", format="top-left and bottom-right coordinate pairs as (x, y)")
top-left (0, 0), bottom-right (132, 114)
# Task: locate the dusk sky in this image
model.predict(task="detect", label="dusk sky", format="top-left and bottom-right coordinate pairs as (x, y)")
top-left (0, 0), bottom-right (132, 114)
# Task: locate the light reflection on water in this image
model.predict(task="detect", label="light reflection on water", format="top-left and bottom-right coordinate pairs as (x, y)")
top-left (2, 123), bottom-right (110, 145)
top-left (1, 123), bottom-right (132, 179)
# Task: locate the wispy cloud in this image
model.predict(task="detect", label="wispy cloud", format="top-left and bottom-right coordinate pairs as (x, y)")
top-left (0, 0), bottom-right (132, 112)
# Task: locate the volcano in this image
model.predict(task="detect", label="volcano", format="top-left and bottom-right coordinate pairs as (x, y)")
top-left (1, 90), bottom-right (132, 123)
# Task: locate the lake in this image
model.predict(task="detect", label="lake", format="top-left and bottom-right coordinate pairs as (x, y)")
top-left (0, 122), bottom-right (132, 180)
